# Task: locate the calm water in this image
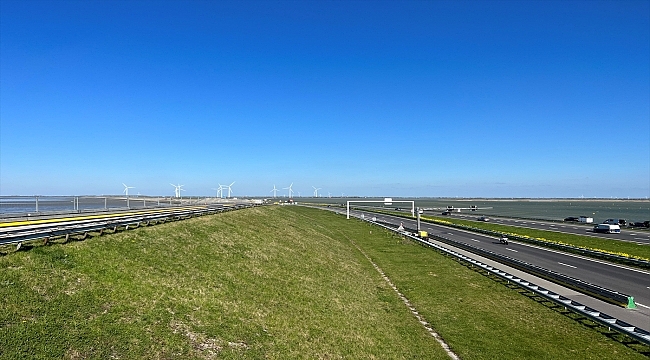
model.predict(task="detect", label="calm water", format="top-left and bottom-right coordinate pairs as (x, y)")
top-left (0, 196), bottom-right (181, 216)
top-left (296, 198), bottom-right (650, 223)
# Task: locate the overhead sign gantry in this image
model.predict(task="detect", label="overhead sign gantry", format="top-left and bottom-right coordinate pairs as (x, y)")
top-left (346, 198), bottom-right (415, 219)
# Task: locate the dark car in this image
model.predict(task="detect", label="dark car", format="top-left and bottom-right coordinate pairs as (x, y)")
top-left (564, 217), bottom-right (579, 222)
top-left (630, 221), bottom-right (650, 228)
top-left (441, 211), bottom-right (451, 215)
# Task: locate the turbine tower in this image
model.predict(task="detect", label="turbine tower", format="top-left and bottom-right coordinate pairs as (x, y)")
top-left (312, 186), bottom-right (321, 197)
top-left (283, 183), bottom-right (294, 198)
top-left (270, 185), bottom-right (279, 198)
top-left (225, 181), bottom-right (235, 198)
top-left (171, 184), bottom-right (184, 198)
top-left (123, 183), bottom-right (134, 208)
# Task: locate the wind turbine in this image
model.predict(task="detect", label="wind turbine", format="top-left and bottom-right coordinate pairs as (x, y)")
top-left (225, 182), bottom-right (235, 198)
top-left (270, 185), bottom-right (279, 198)
top-left (212, 187), bottom-right (222, 198)
top-left (123, 183), bottom-right (134, 208)
top-left (283, 183), bottom-right (294, 198)
top-left (312, 186), bottom-right (321, 197)
top-left (171, 184), bottom-right (184, 198)
top-left (122, 183), bottom-right (134, 197)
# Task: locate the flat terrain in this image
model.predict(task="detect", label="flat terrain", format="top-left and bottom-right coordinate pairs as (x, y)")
top-left (0, 206), bottom-right (647, 359)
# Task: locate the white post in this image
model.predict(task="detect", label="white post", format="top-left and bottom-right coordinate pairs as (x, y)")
top-left (104, 197), bottom-right (107, 209)
top-left (35, 196), bottom-right (39, 212)
top-left (411, 201), bottom-right (415, 217)
top-left (417, 207), bottom-right (421, 231)
top-left (347, 201), bottom-right (350, 219)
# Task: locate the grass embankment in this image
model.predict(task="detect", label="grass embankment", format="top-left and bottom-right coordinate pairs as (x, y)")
top-left (0, 206), bottom-right (647, 359)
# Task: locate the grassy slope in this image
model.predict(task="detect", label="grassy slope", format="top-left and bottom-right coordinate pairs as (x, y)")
top-left (0, 206), bottom-right (647, 359)
top-left (0, 206), bottom-right (446, 359)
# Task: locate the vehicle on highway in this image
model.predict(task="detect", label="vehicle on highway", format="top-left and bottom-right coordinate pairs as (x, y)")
top-left (593, 224), bottom-right (621, 234)
top-left (629, 221), bottom-right (650, 228)
top-left (477, 216), bottom-right (489, 221)
top-left (441, 211), bottom-right (451, 215)
top-left (564, 216), bottom-right (579, 222)
top-left (499, 235), bottom-right (509, 245)
top-left (603, 218), bottom-right (626, 226)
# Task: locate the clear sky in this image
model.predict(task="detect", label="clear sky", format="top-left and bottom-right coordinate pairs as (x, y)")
top-left (1, 0), bottom-right (649, 198)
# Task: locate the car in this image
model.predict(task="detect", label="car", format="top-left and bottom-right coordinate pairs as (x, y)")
top-left (629, 221), bottom-right (650, 228)
top-left (441, 211), bottom-right (451, 215)
top-left (564, 217), bottom-right (579, 222)
top-left (593, 224), bottom-right (621, 234)
top-left (477, 216), bottom-right (489, 221)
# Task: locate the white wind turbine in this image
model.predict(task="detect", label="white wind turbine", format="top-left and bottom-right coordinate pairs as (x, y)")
top-left (171, 184), bottom-right (184, 198)
top-left (122, 183), bottom-right (134, 197)
top-left (123, 183), bottom-right (134, 208)
top-left (225, 181), bottom-right (235, 198)
top-left (312, 186), bottom-right (321, 197)
top-left (270, 185), bottom-right (279, 198)
top-left (283, 183), bottom-right (294, 198)
top-left (212, 187), bottom-right (223, 198)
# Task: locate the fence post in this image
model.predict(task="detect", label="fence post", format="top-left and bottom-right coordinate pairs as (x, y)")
top-left (35, 196), bottom-right (39, 212)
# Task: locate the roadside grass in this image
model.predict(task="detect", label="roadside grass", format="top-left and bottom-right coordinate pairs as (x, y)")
top-left (285, 207), bottom-right (649, 359)
top-left (0, 206), bottom-right (647, 359)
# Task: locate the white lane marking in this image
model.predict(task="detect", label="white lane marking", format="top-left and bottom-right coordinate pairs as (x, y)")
top-left (505, 248), bottom-right (518, 253)
top-left (635, 238), bottom-right (647, 241)
top-left (558, 262), bottom-right (577, 269)
top-left (471, 239), bottom-right (480, 242)
top-left (637, 303), bottom-right (650, 310)
top-left (630, 233), bottom-right (636, 235)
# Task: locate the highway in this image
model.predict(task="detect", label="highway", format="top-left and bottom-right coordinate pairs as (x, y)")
top-left (334, 208), bottom-right (650, 316)
top-left (429, 211), bottom-right (650, 244)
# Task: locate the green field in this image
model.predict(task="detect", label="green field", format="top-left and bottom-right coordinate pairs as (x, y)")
top-left (1, 206), bottom-right (647, 359)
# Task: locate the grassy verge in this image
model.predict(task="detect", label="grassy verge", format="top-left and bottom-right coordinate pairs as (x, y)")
top-left (1, 206), bottom-right (647, 359)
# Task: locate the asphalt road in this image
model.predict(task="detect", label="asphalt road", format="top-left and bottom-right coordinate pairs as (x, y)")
top-left (431, 211), bottom-right (650, 244)
top-left (337, 208), bottom-right (650, 312)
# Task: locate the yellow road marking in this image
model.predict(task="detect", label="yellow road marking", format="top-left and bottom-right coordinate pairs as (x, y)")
top-left (0, 205), bottom-right (219, 228)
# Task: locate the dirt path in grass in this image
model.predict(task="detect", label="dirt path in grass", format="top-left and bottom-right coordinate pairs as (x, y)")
top-left (293, 209), bottom-right (460, 360)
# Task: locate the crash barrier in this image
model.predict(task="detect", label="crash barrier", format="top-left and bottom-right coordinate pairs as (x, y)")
top-left (0, 204), bottom-right (256, 248)
top-left (357, 217), bottom-right (650, 346)
top-left (404, 225), bottom-right (636, 309)
top-left (368, 210), bottom-right (650, 269)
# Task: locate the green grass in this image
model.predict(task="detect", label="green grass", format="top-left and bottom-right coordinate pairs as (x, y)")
top-left (0, 206), bottom-right (647, 359)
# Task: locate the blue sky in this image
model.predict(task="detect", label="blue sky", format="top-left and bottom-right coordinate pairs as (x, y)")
top-left (1, 0), bottom-right (649, 198)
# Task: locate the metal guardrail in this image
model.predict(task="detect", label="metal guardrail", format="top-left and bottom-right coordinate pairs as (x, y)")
top-left (352, 215), bottom-right (650, 346)
top-left (0, 205), bottom-right (255, 248)
top-left (418, 229), bottom-right (636, 309)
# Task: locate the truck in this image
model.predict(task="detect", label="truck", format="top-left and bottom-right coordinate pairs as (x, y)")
top-left (593, 224), bottom-right (621, 234)
top-left (578, 216), bottom-right (593, 223)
